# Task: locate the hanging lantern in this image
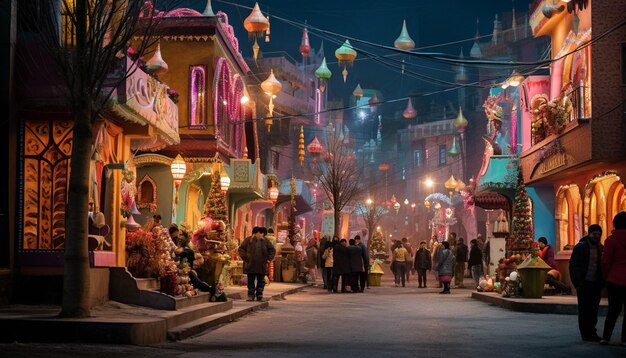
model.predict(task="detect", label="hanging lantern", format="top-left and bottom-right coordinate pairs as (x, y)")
top-left (265, 16), bottom-right (271, 42)
top-left (445, 175), bottom-right (458, 197)
top-left (335, 40), bottom-right (357, 82)
top-left (170, 154), bottom-right (186, 204)
top-left (243, 3), bottom-right (269, 61)
top-left (261, 69), bottom-right (282, 131)
top-left (299, 27), bottom-right (311, 58)
top-left (220, 168), bottom-right (231, 194)
top-left (378, 163), bottom-right (389, 172)
top-left (307, 135), bottom-right (324, 165)
top-left (298, 126), bottom-right (305, 165)
top-left (455, 179), bottom-right (466, 192)
top-left (448, 136), bottom-right (460, 157)
top-left (404, 198), bottom-right (409, 205)
top-left (390, 194), bottom-right (397, 203)
top-left (393, 201), bottom-right (401, 213)
top-left (268, 185), bottom-right (279, 204)
top-left (315, 57), bottom-right (332, 93)
top-left (368, 94), bottom-right (379, 112)
top-left (145, 42), bottom-right (168, 78)
top-left (394, 20), bottom-right (416, 50)
top-left (402, 98), bottom-right (417, 119)
top-left (424, 199), bottom-right (431, 209)
top-left (353, 83), bottom-right (364, 101)
top-left (453, 107), bottom-right (468, 132)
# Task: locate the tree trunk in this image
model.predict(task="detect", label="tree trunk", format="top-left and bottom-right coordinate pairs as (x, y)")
top-left (334, 209), bottom-right (341, 238)
top-left (60, 107), bottom-right (92, 318)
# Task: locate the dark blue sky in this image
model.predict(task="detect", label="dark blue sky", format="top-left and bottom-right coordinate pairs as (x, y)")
top-left (185, 1), bottom-right (535, 110)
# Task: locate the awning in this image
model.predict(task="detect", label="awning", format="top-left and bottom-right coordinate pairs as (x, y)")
top-left (276, 179), bottom-right (313, 215)
top-left (477, 155), bottom-right (517, 195)
top-left (473, 192), bottom-right (511, 211)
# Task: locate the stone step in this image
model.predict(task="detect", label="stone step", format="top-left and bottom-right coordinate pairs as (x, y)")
top-left (159, 300), bottom-right (233, 330)
top-left (167, 300), bottom-right (268, 341)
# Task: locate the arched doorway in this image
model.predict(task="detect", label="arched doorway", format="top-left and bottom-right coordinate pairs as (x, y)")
top-left (185, 183), bottom-right (204, 232)
top-left (584, 172), bottom-right (625, 243)
top-left (555, 185), bottom-right (582, 251)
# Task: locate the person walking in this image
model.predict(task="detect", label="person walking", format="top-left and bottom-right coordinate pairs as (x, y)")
top-left (436, 241), bottom-right (456, 294)
top-left (392, 241), bottom-right (409, 287)
top-left (468, 239), bottom-right (483, 290)
top-left (600, 212), bottom-right (626, 346)
top-left (401, 238), bottom-right (413, 283)
top-left (431, 237), bottom-right (443, 288)
top-left (347, 238), bottom-right (364, 292)
top-left (454, 238), bottom-right (468, 288)
top-left (333, 238), bottom-right (350, 293)
top-left (355, 235), bottom-right (369, 291)
top-left (238, 227), bottom-right (276, 301)
top-left (414, 240), bottom-right (431, 288)
top-left (569, 224), bottom-right (604, 342)
top-left (322, 240), bottom-right (334, 292)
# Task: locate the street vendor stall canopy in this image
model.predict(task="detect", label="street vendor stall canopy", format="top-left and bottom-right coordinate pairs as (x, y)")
top-left (277, 178), bottom-right (313, 214)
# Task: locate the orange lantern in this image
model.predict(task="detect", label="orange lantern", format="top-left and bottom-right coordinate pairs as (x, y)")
top-left (243, 3), bottom-right (269, 61)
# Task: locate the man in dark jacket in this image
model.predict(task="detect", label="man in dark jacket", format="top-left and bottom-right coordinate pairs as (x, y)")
top-left (354, 235), bottom-right (369, 291)
top-left (468, 239), bottom-right (483, 290)
top-left (332, 239), bottom-right (350, 293)
top-left (454, 238), bottom-right (469, 288)
top-left (569, 224), bottom-right (604, 342)
top-left (238, 227), bottom-right (276, 301)
top-left (348, 238), bottom-right (365, 292)
top-left (414, 241), bottom-right (431, 288)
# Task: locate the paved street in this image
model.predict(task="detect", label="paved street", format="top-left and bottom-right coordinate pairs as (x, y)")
top-left (1, 275), bottom-right (624, 357)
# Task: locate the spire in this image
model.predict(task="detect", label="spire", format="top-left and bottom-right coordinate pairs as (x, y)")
top-left (202, 0), bottom-right (215, 16)
top-left (492, 14), bottom-right (502, 45)
top-left (470, 18), bottom-right (482, 58)
top-left (455, 48), bottom-right (468, 84)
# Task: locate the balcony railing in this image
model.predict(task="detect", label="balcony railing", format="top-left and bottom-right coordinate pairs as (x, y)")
top-left (564, 80), bottom-right (589, 123)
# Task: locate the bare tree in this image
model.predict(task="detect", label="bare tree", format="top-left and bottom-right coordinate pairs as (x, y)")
top-left (314, 133), bottom-right (364, 237)
top-left (17, 0), bottom-right (176, 318)
top-left (358, 202), bottom-right (387, 251)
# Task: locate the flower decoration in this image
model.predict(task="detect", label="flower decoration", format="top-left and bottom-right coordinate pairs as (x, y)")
top-left (167, 88), bottom-right (179, 104)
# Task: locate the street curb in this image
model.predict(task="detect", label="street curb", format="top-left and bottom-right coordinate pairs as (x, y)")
top-left (471, 291), bottom-right (612, 316)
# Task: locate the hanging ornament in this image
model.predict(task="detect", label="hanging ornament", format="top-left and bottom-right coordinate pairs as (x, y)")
top-left (261, 69), bottom-right (282, 131)
top-left (335, 40), bottom-right (357, 82)
top-left (453, 107), bottom-right (468, 132)
top-left (243, 3), bottom-right (269, 61)
top-left (315, 57), bottom-right (332, 93)
top-left (394, 19), bottom-right (415, 74)
top-left (448, 136), bottom-right (460, 157)
top-left (390, 194), bottom-right (397, 203)
top-left (299, 27), bottom-right (311, 58)
top-left (298, 126), bottom-right (305, 165)
top-left (353, 83), bottom-right (364, 101)
top-left (307, 135), bottom-right (324, 165)
top-left (572, 13), bottom-right (580, 35)
top-left (265, 16), bottom-right (271, 42)
top-left (145, 42), bottom-right (168, 78)
top-left (402, 98), bottom-right (417, 119)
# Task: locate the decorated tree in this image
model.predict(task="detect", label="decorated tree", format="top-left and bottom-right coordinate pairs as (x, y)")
top-left (369, 231), bottom-right (387, 260)
top-left (203, 172), bottom-right (228, 222)
top-left (509, 170), bottom-right (533, 256)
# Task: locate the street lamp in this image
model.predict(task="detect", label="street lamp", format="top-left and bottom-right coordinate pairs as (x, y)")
top-left (170, 154), bottom-right (186, 204)
top-left (366, 198), bottom-right (373, 206)
top-left (424, 178), bottom-right (434, 188)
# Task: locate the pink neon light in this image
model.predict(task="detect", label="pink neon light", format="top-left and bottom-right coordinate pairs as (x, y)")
top-left (190, 65), bottom-right (207, 128)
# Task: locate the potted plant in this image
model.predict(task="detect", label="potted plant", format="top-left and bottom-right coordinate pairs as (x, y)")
top-left (281, 254), bottom-right (297, 283)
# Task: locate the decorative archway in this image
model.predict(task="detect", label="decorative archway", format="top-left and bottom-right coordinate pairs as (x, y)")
top-left (213, 58), bottom-right (245, 151)
top-left (555, 185), bottom-right (582, 250)
top-left (584, 172), bottom-right (624, 243)
top-left (184, 183), bottom-right (204, 232)
top-left (137, 174), bottom-right (157, 210)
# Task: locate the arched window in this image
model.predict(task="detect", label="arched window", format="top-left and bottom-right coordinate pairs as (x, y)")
top-left (213, 58), bottom-right (244, 150)
top-left (137, 175), bottom-right (157, 209)
top-left (189, 65), bottom-right (207, 128)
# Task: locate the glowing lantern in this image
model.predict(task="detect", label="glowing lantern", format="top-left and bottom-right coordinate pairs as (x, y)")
top-left (220, 168), bottom-right (231, 193)
top-left (268, 185), bottom-right (279, 204)
top-left (335, 40), bottom-right (357, 82)
top-left (315, 57), bottom-right (332, 93)
top-left (353, 84), bottom-right (364, 101)
top-left (445, 175), bottom-right (458, 197)
top-left (455, 179), bottom-right (466, 192)
top-left (393, 201), bottom-right (401, 213)
top-left (390, 194), bottom-right (397, 203)
top-left (261, 69), bottom-right (282, 131)
top-left (170, 154), bottom-right (186, 203)
top-left (394, 20), bottom-right (415, 74)
top-left (402, 98), bottom-right (417, 119)
top-left (404, 198), bottom-right (409, 205)
top-left (243, 3), bottom-right (269, 61)
top-left (424, 200), bottom-right (431, 209)
top-left (378, 163), bottom-right (389, 172)
top-left (394, 20), bottom-right (415, 50)
top-left (298, 126), bottom-right (305, 165)
top-left (307, 135), bottom-right (324, 165)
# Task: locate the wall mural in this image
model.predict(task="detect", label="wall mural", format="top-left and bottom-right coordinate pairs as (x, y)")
top-left (22, 120), bottom-right (73, 250)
